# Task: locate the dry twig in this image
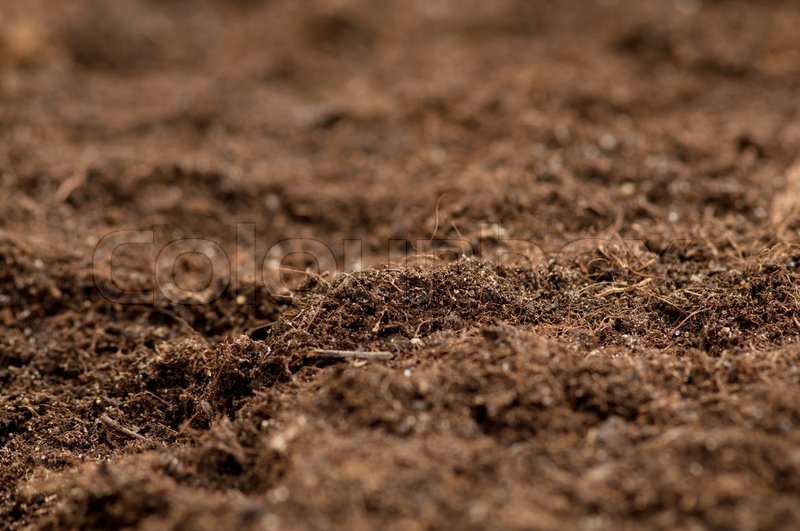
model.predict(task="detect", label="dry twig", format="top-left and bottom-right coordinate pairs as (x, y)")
top-left (313, 349), bottom-right (393, 361)
top-left (99, 414), bottom-right (148, 441)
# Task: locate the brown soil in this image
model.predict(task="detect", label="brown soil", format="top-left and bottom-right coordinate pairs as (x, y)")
top-left (3, 0), bottom-right (800, 529)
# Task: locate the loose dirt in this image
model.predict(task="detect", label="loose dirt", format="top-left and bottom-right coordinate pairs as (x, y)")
top-left (3, 0), bottom-right (800, 529)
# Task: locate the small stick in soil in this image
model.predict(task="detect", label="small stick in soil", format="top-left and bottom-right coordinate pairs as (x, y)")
top-left (313, 349), bottom-right (393, 361)
top-left (99, 414), bottom-right (147, 441)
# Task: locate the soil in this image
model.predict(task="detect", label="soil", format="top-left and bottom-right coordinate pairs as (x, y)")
top-left (3, 0), bottom-right (800, 529)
